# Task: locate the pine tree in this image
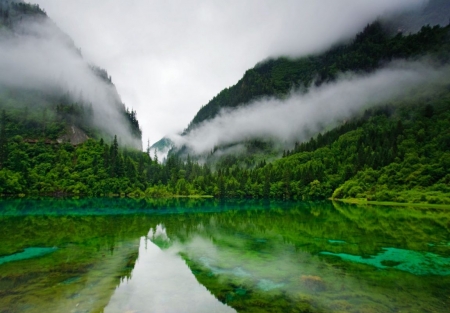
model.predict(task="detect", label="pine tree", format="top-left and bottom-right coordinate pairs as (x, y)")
top-left (0, 110), bottom-right (8, 168)
top-left (153, 149), bottom-right (158, 164)
top-left (110, 135), bottom-right (119, 177)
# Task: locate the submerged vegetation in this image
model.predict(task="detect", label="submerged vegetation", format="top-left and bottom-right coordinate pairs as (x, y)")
top-left (1, 199), bottom-right (449, 312)
top-left (0, 1), bottom-right (450, 312)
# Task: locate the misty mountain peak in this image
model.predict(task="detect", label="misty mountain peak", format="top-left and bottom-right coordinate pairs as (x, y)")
top-left (0, 0), bottom-right (142, 149)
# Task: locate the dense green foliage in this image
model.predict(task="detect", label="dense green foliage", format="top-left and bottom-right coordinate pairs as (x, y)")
top-left (0, 135), bottom-right (147, 195)
top-left (0, 5), bottom-right (449, 204)
top-left (149, 89), bottom-right (450, 203)
top-left (2, 85), bottom-right (449, 203)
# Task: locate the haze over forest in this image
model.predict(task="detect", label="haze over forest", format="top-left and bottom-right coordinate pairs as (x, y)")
top-left (0, 0), bottom-right (142, 148)
top-left (173, 62), bottom-right (450, 155)
top-left (0, 0), bottom-right (449, 204)
top-left (1, 2), bottom-right (450, 313)
top-left (34, 0), bottom-right (436, 146)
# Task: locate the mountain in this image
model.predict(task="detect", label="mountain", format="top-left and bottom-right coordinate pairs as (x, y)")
top-left (157, 0), bottom-right (450, 165)
top-left (0, 0), bottom-right (152, 196)
top-left (188, 24), bottom-right (449, 129)
top-left (140, 1), bottom-right (450, 203)
top-left (0, 0), bottom-right (142, 149)
top-left (150, 137), bottom-right (173, 161)
top-left (383, 0), bottom-right (450, 34)
top-left (143, 80), bottom-right (450, 204)
top-left (1, 0), bottom-right (449, 203)
top-left (142, 9), bottom-right (450, 203)
top-left (188, 0), bottom-right (450, 131)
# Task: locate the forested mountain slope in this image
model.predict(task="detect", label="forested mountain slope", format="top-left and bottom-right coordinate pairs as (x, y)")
top-left (155, 20), bottom-right (450, 169)
top-left (1, 0), bottom-right (449, 204)
top-left (384, 0), bottom-right (450, 34)
top-left (0, 0), bottom-right (148, 195)
top-left (147, 86), bottom-right (450, 204)
top-left (186, 22), bottom-right (450, 132)
top-left (0, 0), bottom-right (142, 148)
top-left (153, 0), bottom-right (450, 160)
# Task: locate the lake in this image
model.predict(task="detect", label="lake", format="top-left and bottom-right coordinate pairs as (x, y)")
top-left (0, 198), bottom-right (449, 312)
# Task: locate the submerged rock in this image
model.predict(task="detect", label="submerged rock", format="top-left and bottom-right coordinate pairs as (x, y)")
top-left (301, 275), bottom-right (326, 292)
top-left (257, 279), bottom-right (285, 291)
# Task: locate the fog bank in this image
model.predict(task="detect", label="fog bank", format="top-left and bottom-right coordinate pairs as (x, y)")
top-left (0, 16), bottom-right (140, 146)
top-left (34, 0), bottom-right (428, 142)
top-left (170, 61), bottom-right (449, 154)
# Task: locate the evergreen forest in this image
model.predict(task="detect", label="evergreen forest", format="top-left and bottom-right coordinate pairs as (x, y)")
top-left (0, 1), bottom-right (449, 206)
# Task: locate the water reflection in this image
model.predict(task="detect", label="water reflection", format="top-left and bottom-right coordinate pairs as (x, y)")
top-left (0, 211), bottom-right (146, 313)
top-left (0, 198), bottom-right (449, 312)
top-left (321, 247), bottom-right (450, 276)
top-left (105, 225), bottom-right (235, 313)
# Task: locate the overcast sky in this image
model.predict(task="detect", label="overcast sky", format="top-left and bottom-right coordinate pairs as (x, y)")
top-left (33, 0), bottom-right (426, 146)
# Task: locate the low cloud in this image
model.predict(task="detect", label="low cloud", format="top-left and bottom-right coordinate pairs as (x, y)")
top-left (170, 61), bottom-right (449, 155)
top-left (34, 0), bottom-right (428, 143)
top-left (0, 16), bottom-right (140, 147)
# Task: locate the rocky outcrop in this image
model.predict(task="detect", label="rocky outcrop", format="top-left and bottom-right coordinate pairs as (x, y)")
top-left (57, 125), bottom-right (89, 145)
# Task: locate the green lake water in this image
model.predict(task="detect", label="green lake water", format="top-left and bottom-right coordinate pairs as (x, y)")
top-left (0, 198), bottom-right (449, 313)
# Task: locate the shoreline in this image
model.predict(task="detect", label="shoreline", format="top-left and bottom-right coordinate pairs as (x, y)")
top-left (333, 198), bottom-right (450, 209)
top-left (2, 194), bottom-right (450, 209)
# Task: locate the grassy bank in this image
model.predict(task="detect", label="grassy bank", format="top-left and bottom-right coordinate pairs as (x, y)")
top-left (334, 198), bottom-right (450, 209)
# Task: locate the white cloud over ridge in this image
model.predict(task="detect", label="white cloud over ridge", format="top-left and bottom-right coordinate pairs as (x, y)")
top-left (0, 17), bottom-right (140, 147)
top-left (170, 61), bottom-right (449, 154)
top-left (34, 0), bottom-right (428, 144)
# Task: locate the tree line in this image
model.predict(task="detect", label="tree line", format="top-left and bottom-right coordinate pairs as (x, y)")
top-left (1, 86), bottom-right (449, 204)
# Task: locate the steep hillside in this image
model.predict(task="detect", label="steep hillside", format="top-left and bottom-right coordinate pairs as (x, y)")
top-left (144, 86), bottom-right (450, 204)
top-left (158, 19), bottom-right (450, 167)
top-left (0, 1), bottom-right (160, 196)
top-left (145, 6), bottom-right (450, 202)
top-left (383, 0), bottom-right (450, 34)
top-left (154, 1), bottom-right (450, 163)
top-left (151, 1), bottom-right (450, 165)
top-left (1, 0), bottom-right (449, 203)
top-left (0, 0), bottom-right (142, 149)
top-left (186, 22), bottom-right (450, 132)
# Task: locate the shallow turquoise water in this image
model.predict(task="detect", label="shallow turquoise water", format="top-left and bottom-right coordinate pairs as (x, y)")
top-left (0, 198), bottom-right (449, 312)
top-left (0, 247), bottom-right (57, 265)
top-left (321, 247), bottom-right (450, 276)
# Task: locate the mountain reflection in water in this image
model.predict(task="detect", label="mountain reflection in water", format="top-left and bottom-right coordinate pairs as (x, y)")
top-left (104, 226), bottom-right (235, 313)
top-left (0, 198), bottom-right (449, 313)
